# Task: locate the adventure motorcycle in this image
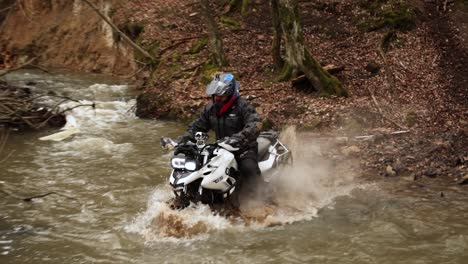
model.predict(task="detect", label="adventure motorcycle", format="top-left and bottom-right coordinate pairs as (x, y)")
top-left (160, 131), bottom-right (292, 209)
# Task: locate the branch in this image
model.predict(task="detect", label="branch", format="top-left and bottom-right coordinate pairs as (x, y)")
top-left (29, 63), bottom-right (50, 74)
top-left (80, 0), bottom-right (155, 61)
top-left (0, 3), bottom-right (16, 13)
top-left (23, 192), bottom-right (78, 202)
top-left (17, 0), bottom-right (33, 22)
top-left (36, 103), bottom-right (95, 129)
top-left (354, 130), bottom-right (410, 140)
top-left (57, 103), bottom-right (95, 115)
top-left (169, 34), bottom-right (208, 42)
top-left (0, 57), bottom-right (37, 77)
top-left (365, 85), bottom-right (406, 130)
top-left (159, 40), bottom-right (189, 56)
top-left (158, 35), bottom-right (209, 56)
top-left (172, 59), bottom-right (209, 78)
top-left (242, 88), bottom-right (266, 92)
top-left (0, 185), bottom-right (78, 202)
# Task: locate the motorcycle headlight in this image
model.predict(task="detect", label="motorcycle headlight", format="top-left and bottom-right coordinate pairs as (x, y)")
top-left (171, 157), bottom-right (186, 169)
top-left (184, 160), bottom-right (197, 171)
top-left (171, 157), bottom-right (197, 171)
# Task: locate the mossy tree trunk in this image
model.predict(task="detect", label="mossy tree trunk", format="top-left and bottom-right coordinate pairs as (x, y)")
top-left (270, 0), bottom-right (284, 71)
top-left (200, 0), bottom-right (228, 67)
top-left (227, 0), bottom-right (250, 16)
top-left (277, 0), bottom-right (348, 96)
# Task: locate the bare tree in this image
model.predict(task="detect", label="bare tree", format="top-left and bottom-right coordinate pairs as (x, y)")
top-left (200, 0), bottom-right (227, 67)
top-left (270, 0), bottom-right (284, 71)
top-left (274, 0), bottom-right (348, 96)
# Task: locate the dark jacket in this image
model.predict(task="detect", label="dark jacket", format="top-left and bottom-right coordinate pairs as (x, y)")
top-left (186, 97), bottom-right (260, 152)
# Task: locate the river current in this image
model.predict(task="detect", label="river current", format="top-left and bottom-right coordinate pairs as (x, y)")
top-left (0, 71), bottom-right (467, 263)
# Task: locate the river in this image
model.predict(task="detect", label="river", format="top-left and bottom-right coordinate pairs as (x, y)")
top-left (0, 71), bottom-right (467, 263)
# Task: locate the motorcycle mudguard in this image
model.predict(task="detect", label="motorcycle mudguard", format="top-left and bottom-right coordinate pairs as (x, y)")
top-left (258, 145), bottom-right (277, 173)
top-left (174, 169), bottom-right (205, 186)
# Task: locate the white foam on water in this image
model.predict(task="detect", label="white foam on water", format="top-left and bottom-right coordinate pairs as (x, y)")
top-left (61, 137), bottom-right (133, 156)
top-left (59, 99), bottom-right (135, 133)
top-left (124, 186), bottom-right (244, 243)
top-left (33, 83), bottom-right (136, 177)
top-left (87, 84), bottom-right (129, 98)
top-left (40, 137), bottom-right (133, 159)
top-left (59, 83), bottom-right (129, 101)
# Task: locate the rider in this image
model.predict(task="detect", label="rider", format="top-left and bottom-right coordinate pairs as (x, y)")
top-left (178, 73), bottom-right (262, 192)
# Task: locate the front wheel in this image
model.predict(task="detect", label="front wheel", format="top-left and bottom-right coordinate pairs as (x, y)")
top-left (169, 194), bottom-right (190, 210)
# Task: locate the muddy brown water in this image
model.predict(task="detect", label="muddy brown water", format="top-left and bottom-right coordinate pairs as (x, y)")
top-left (1, 71), bottom-right (467, 263)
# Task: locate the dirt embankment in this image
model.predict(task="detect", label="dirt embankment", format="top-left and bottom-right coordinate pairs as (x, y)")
top-left (0, 0), bottom-right (136, 76)
top-left (118, 0), bottom-right (467, 186)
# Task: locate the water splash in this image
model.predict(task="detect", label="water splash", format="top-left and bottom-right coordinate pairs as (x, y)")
top-left (126, 126), bottom-right (375, 241)
top-left (124, 187), bottom-right (238, 243)
top-left (239, 126), bottom-right (364, 225)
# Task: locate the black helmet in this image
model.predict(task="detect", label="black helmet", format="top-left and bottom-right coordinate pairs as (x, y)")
top-left (205, 73), bottom-right (237, 97)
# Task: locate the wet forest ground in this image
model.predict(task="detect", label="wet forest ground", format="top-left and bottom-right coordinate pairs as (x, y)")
top-left (110, 0), bottom-right (467, 190)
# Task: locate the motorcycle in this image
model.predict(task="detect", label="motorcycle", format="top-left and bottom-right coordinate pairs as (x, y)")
top-left (160, 131), bottom-right (292, 209)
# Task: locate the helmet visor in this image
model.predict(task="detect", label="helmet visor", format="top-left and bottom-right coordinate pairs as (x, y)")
top-left (206, 80), bottom-right (230, 96)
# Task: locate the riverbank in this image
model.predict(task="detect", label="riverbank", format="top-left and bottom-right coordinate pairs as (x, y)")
top-left (1, 0), bottom-right (466, 187)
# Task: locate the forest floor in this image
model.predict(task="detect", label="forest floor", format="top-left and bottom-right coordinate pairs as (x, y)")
top-left (110, 0), bottom-right (467, 190)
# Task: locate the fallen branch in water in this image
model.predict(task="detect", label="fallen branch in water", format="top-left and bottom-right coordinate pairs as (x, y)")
top-left (0, 57), bottom-right (37, 77)
top-left (0, 183), bottom-right (78, 202)
top-left (0, 82), bottom-right (94, 130)
top-left (29, 63), bottom-right (50, 74)
top-left (23, 192), bottom-right (78, 202)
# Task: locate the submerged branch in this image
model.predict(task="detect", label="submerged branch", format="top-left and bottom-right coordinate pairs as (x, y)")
top-left (23, 192), bottom-right (78, 202)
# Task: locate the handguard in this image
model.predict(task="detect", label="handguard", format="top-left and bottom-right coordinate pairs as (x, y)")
top-left (217, 137), bottom-right (240, 152)
top-left (160, 137), bottom-right (178, 150)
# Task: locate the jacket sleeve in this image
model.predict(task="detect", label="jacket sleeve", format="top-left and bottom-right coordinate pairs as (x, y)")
top-left (231, 100), bottom-right (260, 148)
top-left (185, 104), bottom-right (212, 139)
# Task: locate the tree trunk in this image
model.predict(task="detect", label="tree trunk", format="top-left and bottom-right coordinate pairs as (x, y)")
top-left (226, 0), bottom-right (250, 16)
top-left (270, 0), bottom-right (284, 71)
top-left (81, 0), bottom-right (155, 61)
top-left (200, 0), bottom-right (228, 67)
top-left (278, 0), bottom-right (348, 96)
